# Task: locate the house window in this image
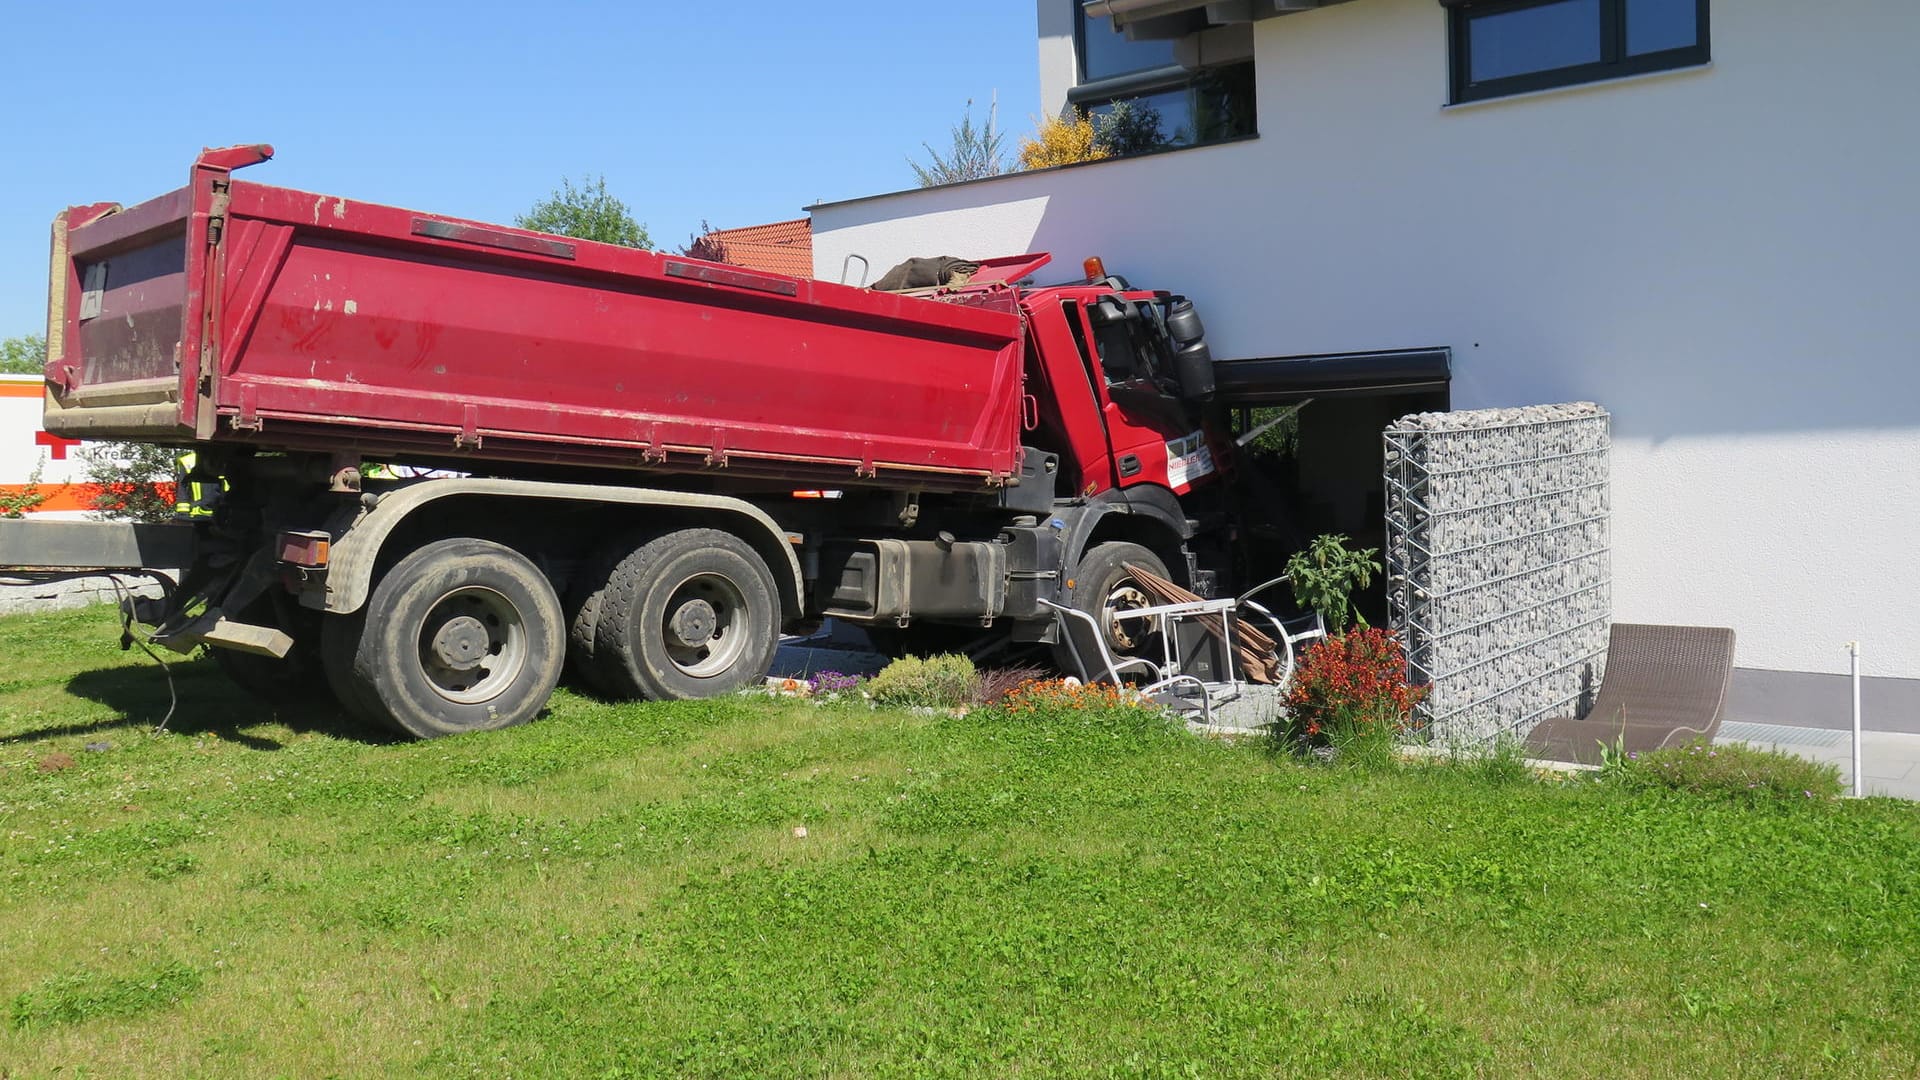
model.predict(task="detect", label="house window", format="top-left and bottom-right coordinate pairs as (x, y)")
top-left (1070, 6), bottom-right (1257, 153)
top-left (1448, 0), bottom-right (1709, 104)
top-left (1080, 16), bottom-right (1176, 82)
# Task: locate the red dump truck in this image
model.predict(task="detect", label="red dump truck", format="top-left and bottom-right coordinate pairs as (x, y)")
top-left (0, 144), bottom-right (1332, 737)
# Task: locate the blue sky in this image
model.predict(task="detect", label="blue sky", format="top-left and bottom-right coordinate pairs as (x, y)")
top-left (0, 1), bottom-right (1040, 337)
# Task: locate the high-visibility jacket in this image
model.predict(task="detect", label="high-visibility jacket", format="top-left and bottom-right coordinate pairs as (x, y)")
top-left (173, 451), bottom-right (226, 520)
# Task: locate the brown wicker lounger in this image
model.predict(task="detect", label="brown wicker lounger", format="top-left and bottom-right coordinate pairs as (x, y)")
top-left (1523, 623), bottom-right (1737, 765)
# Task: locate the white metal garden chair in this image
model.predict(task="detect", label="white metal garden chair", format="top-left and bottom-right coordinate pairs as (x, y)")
top-left (1040, 574), bottom-right (1326, 723)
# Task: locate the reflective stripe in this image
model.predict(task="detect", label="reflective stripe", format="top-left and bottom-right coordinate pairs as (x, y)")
top-left (173, 452), bottom-right (220, 517)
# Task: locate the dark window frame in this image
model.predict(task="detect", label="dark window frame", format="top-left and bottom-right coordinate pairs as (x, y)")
top-left (1069, 4), bottom-right (1259, 152)
top-left (1448, 0), bottom-right (1710, 104)
top-left (1073, 4), bottom-right (1190, 84)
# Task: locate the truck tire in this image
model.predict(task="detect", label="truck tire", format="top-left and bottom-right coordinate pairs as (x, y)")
top-left (320, 610), bottom-right (394, 732)
top-left (1052, 541), bottom-right (1169, 678)
top-left (563, 529), bottom-right (658, 698)
top-left (335, 538), bottom-right (567, 738)
top-left (593, 527), bottom-right (781, 700)
top-left (211, 596), bottom-right (327, 704)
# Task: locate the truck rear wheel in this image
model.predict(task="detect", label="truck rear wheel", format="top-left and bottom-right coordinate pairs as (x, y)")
top-left (1053, 541), bottom-right (1169, 678)
top-left (321, 610), bottom-right (389, 729)
top-left (329, 538), bottom-right (567, 738)
top-left (563, 529), bottom-right (658, 698)
top-left (593, 527), bottom-right (780, 700)
top-left (211, 595), bottom-right (327, 704)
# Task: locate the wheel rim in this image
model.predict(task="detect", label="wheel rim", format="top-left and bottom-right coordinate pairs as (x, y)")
top-left (416, 586), bottom-right (529, 704)
top-left (1101, 582), bottom-right (1153, 652)
top-left (660, 571), bottom-right (751, 678)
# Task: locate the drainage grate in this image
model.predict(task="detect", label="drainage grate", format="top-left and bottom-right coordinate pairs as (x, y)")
top-left (1717, 721), bottom-right (1848, 749)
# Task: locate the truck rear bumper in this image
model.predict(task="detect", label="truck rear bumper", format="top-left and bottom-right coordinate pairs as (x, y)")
top-left (0, 519), bottom-right (196, 572)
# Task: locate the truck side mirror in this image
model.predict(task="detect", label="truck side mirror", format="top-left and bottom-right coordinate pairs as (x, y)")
top-left (1165, 299), bottom-right (1214, 402)
top-left (1172, 340), bottom-right (1215, 402)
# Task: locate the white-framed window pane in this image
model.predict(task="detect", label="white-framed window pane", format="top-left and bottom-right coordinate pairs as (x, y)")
top-left (1468, 0), bottom-right (1603, 83)
top-left (1626, 0), bottom-right (1699, 56)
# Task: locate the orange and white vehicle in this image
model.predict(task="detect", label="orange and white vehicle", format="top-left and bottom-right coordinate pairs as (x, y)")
top-left (0, 374), bottom-right (97, 519)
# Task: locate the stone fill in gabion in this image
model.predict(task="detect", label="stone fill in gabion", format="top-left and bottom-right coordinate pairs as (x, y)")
top-left (1385, 403), bottom-right (1611, 745)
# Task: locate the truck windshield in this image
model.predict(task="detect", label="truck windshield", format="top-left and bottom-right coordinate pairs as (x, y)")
top-left (1091, 300), bottom-right (1178, 390)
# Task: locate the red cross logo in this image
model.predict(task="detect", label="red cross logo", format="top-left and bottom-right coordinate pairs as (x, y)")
top-left (34, 431), bottom-right (81, 460)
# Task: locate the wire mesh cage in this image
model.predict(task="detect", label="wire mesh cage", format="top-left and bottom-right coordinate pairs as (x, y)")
top-left (1384, 403), bottom-right (1611, 745)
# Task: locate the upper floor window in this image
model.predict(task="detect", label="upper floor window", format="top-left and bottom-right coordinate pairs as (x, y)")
top-left (1080, 17), bottom-right (1177, 82)
top-left (1071, 5), bottom-right (1257, 153)
top-left (1447, 0), bottom-right (1709, 104)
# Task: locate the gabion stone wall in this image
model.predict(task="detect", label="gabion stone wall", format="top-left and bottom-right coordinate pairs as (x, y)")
top-left (1384, 403), bottom-right (1611, 745)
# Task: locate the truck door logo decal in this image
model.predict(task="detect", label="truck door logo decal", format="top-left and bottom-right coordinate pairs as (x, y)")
top-left (1166, 431), bottom-right (1215, 488)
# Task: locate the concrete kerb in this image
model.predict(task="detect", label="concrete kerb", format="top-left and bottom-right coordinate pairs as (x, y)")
top-left (0, 571), bottom-right (172, 616)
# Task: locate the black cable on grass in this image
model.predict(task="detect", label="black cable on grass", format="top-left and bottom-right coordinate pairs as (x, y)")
top-left (104, 575), bottom-right (177, 734)
top-left (0, 570), bottom-right (183, 733)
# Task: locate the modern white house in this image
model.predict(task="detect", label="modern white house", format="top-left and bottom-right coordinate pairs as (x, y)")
top-left (811, 0), bottom-right (1920, 724)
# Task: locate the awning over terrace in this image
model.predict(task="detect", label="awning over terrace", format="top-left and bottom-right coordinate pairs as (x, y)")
top-left (1211, 347), bottom-right (1452, 404)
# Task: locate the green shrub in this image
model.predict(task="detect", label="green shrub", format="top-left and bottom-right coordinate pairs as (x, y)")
top-left (1286, 534), bottom-right (1380, 630)
top-left (865, 654), bottom-right (978, 709)
top-left (1616, 740), bottom-right (1843, 801)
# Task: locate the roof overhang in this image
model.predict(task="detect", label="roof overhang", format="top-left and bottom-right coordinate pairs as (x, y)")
top-left (1082, 0), bottom-right (1357, 39)
top-left (1212, 348), bottom-right (1452, 404)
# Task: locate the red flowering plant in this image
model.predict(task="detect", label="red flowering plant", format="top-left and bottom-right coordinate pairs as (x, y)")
top-left (1280, 627), bottom-right (1428, 762)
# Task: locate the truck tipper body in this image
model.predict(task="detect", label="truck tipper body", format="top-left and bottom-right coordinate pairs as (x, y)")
top-left (5, 145), bottom-right (1272, 738)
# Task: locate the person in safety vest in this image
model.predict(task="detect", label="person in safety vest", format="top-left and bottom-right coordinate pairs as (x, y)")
top-left (173, 450), bottom-right (227, 520)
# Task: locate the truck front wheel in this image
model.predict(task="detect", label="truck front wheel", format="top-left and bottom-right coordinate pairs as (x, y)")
top-left (592, 527), bottom-right (780, 700)
top-left (328, 538), bottom-right (567, 738)
top-left (1053, 541), bottom-right (1170, 678)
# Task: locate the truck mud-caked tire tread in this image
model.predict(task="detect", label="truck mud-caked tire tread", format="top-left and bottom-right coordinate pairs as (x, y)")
top-left (1053, 541), bottom-right (1170, 677)
top-left (320, 610), bottom-right (394, 731)
top-left (211, 598), bottom-right (328, 705)
top-left (593, 528), bottom-right (781, 701)
top-left (344, 538), bottom-right (567, 739)
top-left (563, 529), bottom-right (658, 698)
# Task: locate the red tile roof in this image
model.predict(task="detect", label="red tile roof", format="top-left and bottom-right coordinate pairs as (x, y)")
top-left (687, 218), bottom-right (813, 279)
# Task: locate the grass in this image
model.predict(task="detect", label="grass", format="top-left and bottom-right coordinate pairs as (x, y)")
top-left (1, 604), bottom-right (1918, 1076)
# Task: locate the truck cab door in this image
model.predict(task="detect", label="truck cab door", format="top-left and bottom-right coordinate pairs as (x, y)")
top-left (1023, 301), bottom-right (1118, 497)
top-left (1072, 297), bottom-right (1217, 496)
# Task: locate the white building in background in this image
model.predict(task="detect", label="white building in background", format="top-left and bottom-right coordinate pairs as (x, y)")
top-left (813, 0), bottom-right (1920, 719)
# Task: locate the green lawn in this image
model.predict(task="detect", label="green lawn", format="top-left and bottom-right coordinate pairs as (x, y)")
top-left (2, 604), bottom-right (1918, 1077)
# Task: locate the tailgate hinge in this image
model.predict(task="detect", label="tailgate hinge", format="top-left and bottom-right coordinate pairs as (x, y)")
top-left (230, 384), bottom-right (262, 432)
top-left (641, 424), bottom-right (667, 464)
top-left (207, 179), bottom-right (232, 246)
top-left (454, 404), bottom-right (483, 450)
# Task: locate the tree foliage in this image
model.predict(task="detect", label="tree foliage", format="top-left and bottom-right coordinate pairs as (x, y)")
top-left (1017, 111), bottom-right (1109, 170)
top-left (910, 99), bottom-right (1007, 188)
top-left (0, 334), bottom-right (45, 375)
top-left (0, 457), bottom-right (46, 517)
top-left (82, 441), bottom-right (177, 523)
top-left (1093, 98), bottom-right (1169, 157)
top-left (516, 177), bottom-right (652, 249)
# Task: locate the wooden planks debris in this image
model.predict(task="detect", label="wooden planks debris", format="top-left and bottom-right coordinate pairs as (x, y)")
top-left (1122, 563), bottom-right (1283, 684)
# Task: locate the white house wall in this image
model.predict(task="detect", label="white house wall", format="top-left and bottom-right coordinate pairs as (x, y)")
top-left (813, 0), bottom-right (1920, 680)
